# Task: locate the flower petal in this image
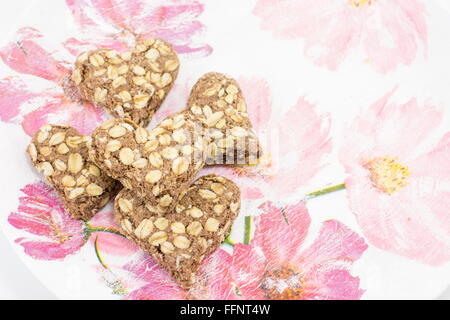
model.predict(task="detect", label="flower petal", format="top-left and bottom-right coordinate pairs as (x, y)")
top-left (339, 91), bottom-right (449, 265)
top-left (345, 162), bottom-right (450, 266)
top-left (286, 219), bottom-right (366, 300)
top-left (297, 220), bottom-right (368, 268)
top-left (91, 0), bottom-right (144, 29)
top-left (253, 0), bottom-right (426, 72)
top-left (168, 43), bottom-right (213, 59)
top-left (8, 182), bottom-right (65, 237)
top-left (65, 0), bottom-right (99, 28)
top-left (362, 0), bottom-right (427, 73)
top-left (228, 243), bottom-right (267, 300)
top-left (271, 98), bottom-right (331, 195)
top-left (63, 37), bottom-right (129, 57)
top-left (133, 1), bottom-right (205, 36)
top-left (22, 97), bottom-right (104, 136)
top-left (0, 27), bottom-right (68, 81)
top-left (303, 269), bottom-right (364, 300)
top-left (123, 253), bottom-right (186, 300)
top-left (190, 249), bottom-right (235, 300)
top-left (0, 77), bottom-right (39, 123)
top-left (411, 133), bottom-right (450, 244)
top-left (14, 238), bottom-right (84, 260)
top-left (340, 91), bottom-right (442, 163)
top-left (8, 181), bottom-right (85, 260)
top-left (253, 0), bottom-right (362, 70)
top-left (238, 77), bottom-right (272, 131)
top-left (227, 207), bottom-right (366, 300)
top-left (67, 0), bottom-right (212, 58)
top-left (253, 201), bottom-right (311, 264)
top-left (88, 210), bottom-right (139, 256)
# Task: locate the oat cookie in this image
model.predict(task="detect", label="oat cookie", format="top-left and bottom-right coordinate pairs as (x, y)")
top-left (27, 125), bottom-right (120, 220)
top-left (186, 72), bottom-right (262, 165)
top-left (89, 116), bottom-right (208, 214)
top-left (72, 39), bottom-right (179, 127)
top-left (115, 174), bottom-right (240, 289)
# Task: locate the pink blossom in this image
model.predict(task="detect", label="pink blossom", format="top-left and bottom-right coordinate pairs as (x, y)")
top-left (114, 200), bottom-right (366, 300)
top-left (202, 77), bottom-right (332, 200)
top-left (339, 91), bottom-right (450, 265)
top-left (189, 249), bottom-right (235, 300)
top-left (87, 210), bottom-right (139, 256)
top-left (8, 181), bottom-right (86, 260)
top-left (122, 250), bottom-right (233, 300)
top-left (0, 27), bottom-right (104, 136)
top-left (253, 0), bottom-right (427, 73)
top-left (8, 181), bottom-right (136, 260)
top-left (65, 0), bottom-right (212, 57)
top-left (227, 201), bottom-right (367, 300)
top-left (122, 253), bottom-right (186, 299)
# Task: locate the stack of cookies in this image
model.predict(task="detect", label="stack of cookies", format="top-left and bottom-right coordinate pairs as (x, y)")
top-left (26, 39), bottom-right (262, 289)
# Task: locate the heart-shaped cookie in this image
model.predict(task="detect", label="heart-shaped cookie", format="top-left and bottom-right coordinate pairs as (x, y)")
top-left (89, 114), bottom-right (208, 214)
top-left (72, 39), bottom-right (179, 127)
top-left (88, 73), bottom-right (262, 215)
top-left (115, 174), bottom-right (240, 289)
top-left (27, 124), bottom-right (120, 220)
top-left (186, 72), bottom-right (262, 165)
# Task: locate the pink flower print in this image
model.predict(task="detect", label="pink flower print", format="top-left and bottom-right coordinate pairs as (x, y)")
top-left (228, 201), bottom-right (367, 300)
top-left (0, 27), bottom-right (104, 136)
top-left (87, 209), bottom-right (139, 256)
top-left (0, 28), bottom-right (68, 81)
top-left (65, 0), bottom-right (212, 57)
top-left (188, 249), bottom-right (235, 300)
top-left (8, 181), bottom-right (137, 261)
top-left (121, 252), bottom-right (187, 300)
top-left (339, 91), bottom-right (450, 265)
top-left (202, 77), bottom-right (332, 200)
top-left (122, 250), bottom-right (234, 300)
top-left (8, 181), bottom-right (86, 260)
top-left (0, 77), bottom-right (40, 124)
top-left (62, 37), bottom-right (128, 59)
top-left (253, 0), bottom-right (427, 73)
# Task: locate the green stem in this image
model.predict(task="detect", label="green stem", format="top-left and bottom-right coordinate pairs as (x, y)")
top-left (82, 221), bottom-right (125, 240)
top-left (94, 236), bottom-right (108, 269)
top-left (223, 236), bottom-right (235, 246)
top-left (305, 183), bottom-right (346, 200)
top-left (88, 226), bottom-right (125, 237)
top-left (243, 216), bottom-right (252, 244)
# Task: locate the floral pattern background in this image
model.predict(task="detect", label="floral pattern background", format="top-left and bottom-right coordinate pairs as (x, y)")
top-left (0, 0), bottom-right (449, 299)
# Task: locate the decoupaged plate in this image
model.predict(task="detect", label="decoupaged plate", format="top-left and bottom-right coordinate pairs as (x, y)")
top-left (0, 0), bottom-right (449, 299)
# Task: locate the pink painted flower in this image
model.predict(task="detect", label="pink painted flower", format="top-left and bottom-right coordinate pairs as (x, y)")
top-left (339, 91), bottom-right (450, 265)
top-left (8, 181), bottom-right (86, 260)
top-left (122, 250), bottom-right (234, 300)
top-left (122, 252), bottom-right (186, 300)
top-left (119, 201), bottom-right (367, 300)
top-left (253, 0), bottom-right (427, 73)
top-left (8, 181), bottom-right (136, 260)
top-left (0, 27), bottom-right (104, 136)
top-left (203, 77), bottom-right (332, 200)
top-left (228, 201), bottom-right (367, 300)
top-left (65, 0), bottom-right (212, 57)
top-left (189, 249), bottom-right (235, 299)
top-left (87, 209), bottom-right (139, 256)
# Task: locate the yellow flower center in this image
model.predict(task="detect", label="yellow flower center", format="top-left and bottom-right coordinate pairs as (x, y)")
top-left (261, 266), bottom-right (304, 300)
top-left (51, 223), bottom-right (71, 244)
top-left (348, 0), bottom-right (378, 8)
top-left (365, 156), bottom-right (411, 195)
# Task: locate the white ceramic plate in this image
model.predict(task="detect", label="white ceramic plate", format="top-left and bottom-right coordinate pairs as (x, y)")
top-left (0, 0), bottom-right (449, 299)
